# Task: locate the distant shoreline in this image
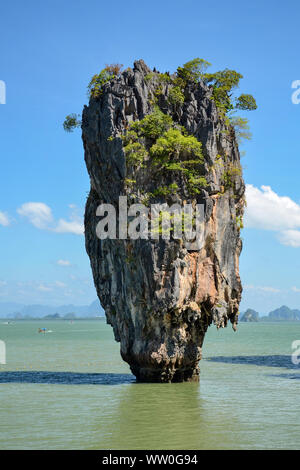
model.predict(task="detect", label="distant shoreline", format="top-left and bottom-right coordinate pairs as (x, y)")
top-left (0, 317), bottom-right (105, 322)
top-left (2, 318), bottom-right (300, 324)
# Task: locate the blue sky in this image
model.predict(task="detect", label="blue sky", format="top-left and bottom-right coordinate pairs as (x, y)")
top-left (0, 0), bottom-right (300, 313)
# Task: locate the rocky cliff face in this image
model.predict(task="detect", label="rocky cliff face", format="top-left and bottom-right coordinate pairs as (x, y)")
top-left (82, 60), bottom-right (245, 382)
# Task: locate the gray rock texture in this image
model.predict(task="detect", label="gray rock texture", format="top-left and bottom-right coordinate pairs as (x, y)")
top-left (82, 60), bottom-right (245, 382)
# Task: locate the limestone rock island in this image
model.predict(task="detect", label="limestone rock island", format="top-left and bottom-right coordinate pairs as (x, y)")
top-left (82, 59), bottom-right (252, 382)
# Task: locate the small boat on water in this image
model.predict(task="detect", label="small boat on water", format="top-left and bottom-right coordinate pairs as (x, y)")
top-left (38, 328), bottom-right (53, 334)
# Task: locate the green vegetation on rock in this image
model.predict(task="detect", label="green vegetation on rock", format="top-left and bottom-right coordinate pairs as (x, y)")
top-left (203, 69), bottom-right (244, 113)
top-left (122, 107), bottom-right (207, 195)
top-left (230, 116), bottom-right (252, 144)
top-left (235, 94), bottom-right (257, 111)
top-left (177, 58), bottom-right (211, 83)
top-left (222, 163), bottom-right (242, 190)
top-left (127, 106), bottom-right (173, 140)
top-left (63, 114), bottom-right (82, 132)
top-left (168, 86), bottom-right (185, 107)
top-left (63, 58), bottom-right (257, 148)
top-left (235, 215), bottom-right (244, 230)
top-left (87, 63), bottom-right (123, 98)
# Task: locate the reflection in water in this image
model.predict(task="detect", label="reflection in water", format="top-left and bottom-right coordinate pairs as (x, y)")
top-left (0, 371), bottom-right (135, 385)
top-left (206, 355), bottom-right (298, 369)
top-left (91, 382), bottom-right (241, 450)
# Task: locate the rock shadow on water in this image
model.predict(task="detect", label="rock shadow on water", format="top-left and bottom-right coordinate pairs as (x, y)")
top-left (0, 371), bottom-right (136, 385)
top-left (206, 355), bottom-right (299, 370)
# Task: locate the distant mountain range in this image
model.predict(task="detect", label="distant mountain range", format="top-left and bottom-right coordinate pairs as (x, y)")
top-left (1, 302), bottom-right (300, 321)
top-left (240, 305), bottom-right (300, 322)
top-left (0, 300), bottom-right (104, 319)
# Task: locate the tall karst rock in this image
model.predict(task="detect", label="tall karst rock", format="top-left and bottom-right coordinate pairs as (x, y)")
top-left (82, 60), bottom-right (245, 382)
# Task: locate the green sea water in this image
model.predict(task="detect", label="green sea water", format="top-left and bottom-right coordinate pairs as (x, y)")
top-left (0, 319), bottom-right (299, 450)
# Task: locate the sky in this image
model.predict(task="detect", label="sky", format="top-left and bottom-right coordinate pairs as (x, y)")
top-left (0, 0), bottom-right (300, 313)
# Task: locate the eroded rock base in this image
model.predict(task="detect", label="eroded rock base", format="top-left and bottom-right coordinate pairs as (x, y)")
top-left (131, 365), bottom-right (200, 383)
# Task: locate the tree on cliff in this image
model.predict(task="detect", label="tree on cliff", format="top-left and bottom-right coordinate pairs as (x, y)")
top-left (63, 58), bottom-right (257, 140)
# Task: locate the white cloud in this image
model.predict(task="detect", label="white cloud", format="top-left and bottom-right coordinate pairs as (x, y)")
top-left (260, 286), bottom-right (281, 293)
top-left (245, 185), bottom-right (300, 231)
top-left (244, 284), bottom-right (281, 293)
top-left (17, 202), bottom-right (53, 229)
top-left (54, 205), bottom-right (84, 235)
top-left (0, 278), bottom-right (96, 305)
top-left (55, 281), bottom-right (67, 288)
top-left (245, 184), bottom-right (300, 247)
top-left (57, 259), bottom-right (71, 267)
top-left (54, 218), bottom-right (84, 235)
top-left (17, 202), bottom-right (83, 235)
top-left (0, 211), bottom-right (10, 226)
top-left (37, 284), bottom-right (53, 292)
top-left (245, 284), bottom-right (300, 294)
top-left (278, 230), bottom-right (300, 247)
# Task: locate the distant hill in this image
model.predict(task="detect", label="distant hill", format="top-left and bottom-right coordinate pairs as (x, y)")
top-left (267, 305), bottom-right (300, 321)
top-left (44, 313), bottom-right (61, 320)
top-left (0, 300), bottom-right (104, 318)
top-left (3, 301), bottom-right (300, 321)
top-left (238, 305), bottom-right (300, 322)
top-left (240, 309), bottom-right (259, 322)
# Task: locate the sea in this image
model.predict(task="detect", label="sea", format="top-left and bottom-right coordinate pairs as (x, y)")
top-left (0, 319), bottom-right (299, 449)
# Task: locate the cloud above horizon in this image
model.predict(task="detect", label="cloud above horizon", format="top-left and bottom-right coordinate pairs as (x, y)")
top-left (0, 211), bottom-right (10, 226)
top-left (37, 283), bottom-right (53, 292)
top-left (17, 202), bottom-right (54, 229)
top-left (245, 184), bottom-right (300, 247)
top-left (244, 284), bottom-right (281, 293)
top-left (57, 259), bottom-right (71, 267)
top-left (15, 186), bottom-right (300, 244)
top-left (0, 277), bottom-right (96, 305)
top-left (17, 202), bottom-right (84, 235)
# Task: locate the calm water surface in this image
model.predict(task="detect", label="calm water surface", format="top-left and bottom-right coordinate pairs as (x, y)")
top-left (0, 320), bottom-right (299, 449)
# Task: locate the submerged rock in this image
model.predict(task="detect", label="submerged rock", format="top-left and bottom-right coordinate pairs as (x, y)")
top-left (82, 60), bottom-right (245, 382)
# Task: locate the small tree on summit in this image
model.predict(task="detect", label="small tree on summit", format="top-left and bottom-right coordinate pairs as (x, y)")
top-left (174, 59), bottom-right (257, 131)
top-left (63, 64), bottom-right (123, 132)
top-left (63, 59), bottom-right (257, 143)
top-left (87, 63), bottom-right (123, 98)
top-left (177, 58), bottom-right (211, 83)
